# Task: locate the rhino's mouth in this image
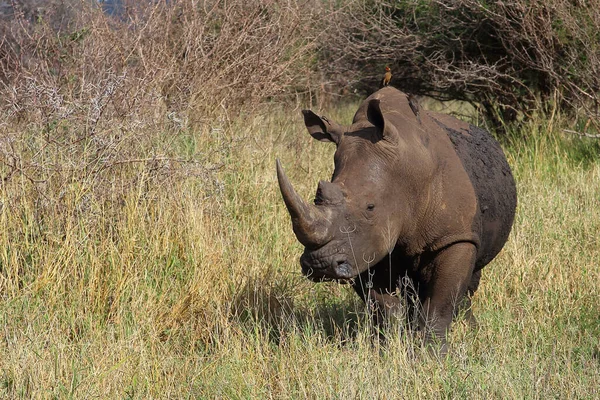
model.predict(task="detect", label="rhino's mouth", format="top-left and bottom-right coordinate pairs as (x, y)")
top-left (300, 248), bottom-right (356, 283)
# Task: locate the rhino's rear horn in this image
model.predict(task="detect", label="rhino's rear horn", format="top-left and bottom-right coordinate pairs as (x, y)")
top-left (276, 160), bottom-right (333, 248)
top-left (316, 180), bottom-right (344, 205)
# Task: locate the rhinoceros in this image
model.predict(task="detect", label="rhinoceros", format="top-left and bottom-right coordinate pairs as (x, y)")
top-left (276, 87), bottom-right (517, 352)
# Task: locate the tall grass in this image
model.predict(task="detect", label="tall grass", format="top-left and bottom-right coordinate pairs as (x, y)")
top-left (1, 1), bottom-right (599, 398)
top-left (1, 101), bottom-right (599, 398)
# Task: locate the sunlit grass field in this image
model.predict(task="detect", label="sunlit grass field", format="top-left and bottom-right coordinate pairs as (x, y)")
top-left (1, 103), bottom-right (599, 398)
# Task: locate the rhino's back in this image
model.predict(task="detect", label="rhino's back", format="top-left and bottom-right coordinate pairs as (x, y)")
top-left (431, 114), bottom-right (517, 269)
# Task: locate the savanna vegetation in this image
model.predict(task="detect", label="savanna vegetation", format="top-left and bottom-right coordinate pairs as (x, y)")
top-left (1, 0), bottom-right (599, 398)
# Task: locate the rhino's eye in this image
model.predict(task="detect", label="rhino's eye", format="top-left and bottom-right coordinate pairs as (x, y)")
top-left (367, 204), bottom-right (375, 211)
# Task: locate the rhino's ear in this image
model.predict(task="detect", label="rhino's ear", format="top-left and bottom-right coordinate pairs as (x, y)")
top-left (366, 99), bottom-right (399, 143)
top-left (302, 110), bottom-right (344, 145)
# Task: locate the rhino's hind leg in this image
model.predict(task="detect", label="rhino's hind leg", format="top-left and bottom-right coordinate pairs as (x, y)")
top-left (420, 242), bottom-right (478, 355)
top-left (454, 269), bottom-right (482, 327)
top-left (454, 292), bottom-right (477, 328)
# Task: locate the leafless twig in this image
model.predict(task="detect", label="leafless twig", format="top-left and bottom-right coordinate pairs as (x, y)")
top-left (562, 129), bottom-right (600, 139)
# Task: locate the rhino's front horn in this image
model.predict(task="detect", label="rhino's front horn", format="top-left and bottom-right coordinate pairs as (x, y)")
top-left (276, 159), bottom-right (332, 248)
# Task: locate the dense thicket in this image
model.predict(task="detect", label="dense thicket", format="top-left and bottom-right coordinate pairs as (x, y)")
top-left (322, 0), bottom-right (600, 130)
top-left (1, 0), bottom-right (599, 131)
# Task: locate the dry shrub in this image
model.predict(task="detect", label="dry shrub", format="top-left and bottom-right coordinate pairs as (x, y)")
top-left (0, 0), bottom-right (324, 225)
top-left (1, 0), bottom-right (321, 121)
top-left (321, 0), bottom-right (600, 130)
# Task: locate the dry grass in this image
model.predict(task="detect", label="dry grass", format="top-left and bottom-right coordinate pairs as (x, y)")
top-left (1, 102), bottom-right (600, 398)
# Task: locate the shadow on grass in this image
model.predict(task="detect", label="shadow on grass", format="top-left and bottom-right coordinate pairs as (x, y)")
top-left (231, 275), bottom-right (365, 347)
top-left (229, 273), bottom-right (488, 357)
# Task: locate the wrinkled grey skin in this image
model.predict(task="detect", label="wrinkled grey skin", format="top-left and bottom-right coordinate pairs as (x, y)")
top-left (277, 87), bottom-right (517, 353)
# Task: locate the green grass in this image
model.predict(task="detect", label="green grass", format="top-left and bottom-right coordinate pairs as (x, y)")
top-left (1, 104), bottom-right (599, 398)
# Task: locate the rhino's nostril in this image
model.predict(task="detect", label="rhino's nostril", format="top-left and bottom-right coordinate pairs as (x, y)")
top-left (335, 260), bottom-right (353, 278)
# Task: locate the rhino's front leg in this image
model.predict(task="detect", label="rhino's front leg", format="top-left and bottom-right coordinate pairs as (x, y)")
top-left (420, 241), bottom-right (477, 355)
top-left (366, 287), bottom-right (401, 328)
top-left (352, 262), bottom-right (401, 328)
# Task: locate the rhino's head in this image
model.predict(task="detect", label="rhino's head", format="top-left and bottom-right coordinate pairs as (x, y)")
top-left (277, 96), bottom-right (433, 282)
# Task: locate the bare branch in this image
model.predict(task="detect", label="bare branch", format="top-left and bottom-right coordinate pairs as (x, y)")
top-left (563, 129), bottom-right (600, 139)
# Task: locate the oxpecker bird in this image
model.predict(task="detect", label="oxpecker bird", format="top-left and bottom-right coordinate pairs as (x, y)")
top-left (381, 66), bottom-right (392, 88)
